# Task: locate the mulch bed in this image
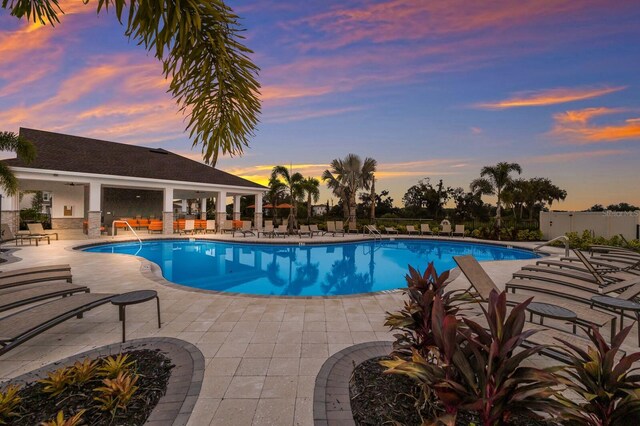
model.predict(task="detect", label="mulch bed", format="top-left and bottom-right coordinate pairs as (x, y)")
top-left (349, 356), bottom-right (554, 426)
top-left (11, 349), bottom-right (174, 425)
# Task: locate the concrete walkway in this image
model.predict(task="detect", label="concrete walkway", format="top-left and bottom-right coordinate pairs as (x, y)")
top-left (0, 234), bottom-right (631, 425)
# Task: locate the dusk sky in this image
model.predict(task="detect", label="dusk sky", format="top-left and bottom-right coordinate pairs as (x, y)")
top-left (1, 1), bottom-right (639, 210)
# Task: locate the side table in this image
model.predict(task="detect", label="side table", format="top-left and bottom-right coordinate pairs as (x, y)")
top-left (111, 290), bottom-right (161, 342)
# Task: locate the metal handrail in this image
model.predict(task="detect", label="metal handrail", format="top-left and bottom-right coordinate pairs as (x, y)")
top-left (111, 220), bottom-right (142, 245)
top-left (534, 235), bottom-right (569, 257)
top-left (363, 225), bottom-right (382, 240)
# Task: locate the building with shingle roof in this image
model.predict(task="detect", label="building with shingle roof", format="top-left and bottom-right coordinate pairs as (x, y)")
top-left (1, 128), bottom-right (266, 237)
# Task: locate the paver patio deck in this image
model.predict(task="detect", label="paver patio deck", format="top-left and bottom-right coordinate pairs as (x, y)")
top-left (0, 232), bottom-right (635, 425)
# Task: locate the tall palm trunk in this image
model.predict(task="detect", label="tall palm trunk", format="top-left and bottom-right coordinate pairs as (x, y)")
top-left (307, 194), bottom-right (312, 223)
top-left (370, 178), bottom-right (376, 223)
top-left (349, 193), bottom-right (357, 231)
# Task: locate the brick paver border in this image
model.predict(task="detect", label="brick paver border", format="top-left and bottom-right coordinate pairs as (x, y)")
top-left (313, 340), bottom-right (393, 426)
top-left (2, 337), bottom-right (204, 426)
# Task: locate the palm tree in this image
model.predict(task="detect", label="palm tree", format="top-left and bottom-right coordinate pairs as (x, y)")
top-left (322, 154), bottom-right (377, 231)
top-left (0, 131), bottom-right (37, 195)
top-left (266, 176), bottom-right (286, 222)
top-left (3, 0), bottom-right (260, 167)
top-left (300, 177), bottom-right (320, 223)
top-left (470, 162), bottom-right (522, 231)
top-left (271, 166), bottom-right (304, 232)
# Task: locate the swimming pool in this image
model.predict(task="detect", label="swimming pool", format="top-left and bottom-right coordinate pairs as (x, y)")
top-left (83, 239), bottom-right (538, 296)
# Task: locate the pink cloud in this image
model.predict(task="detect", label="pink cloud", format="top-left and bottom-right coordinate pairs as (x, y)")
top-left (551, 107), bottom-right (640, 143)
top-left (476, 86), bottom-right (625, 109)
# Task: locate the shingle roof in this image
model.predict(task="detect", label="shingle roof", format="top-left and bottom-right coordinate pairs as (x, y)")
top-left (3, 128), bottom-right (265, 190)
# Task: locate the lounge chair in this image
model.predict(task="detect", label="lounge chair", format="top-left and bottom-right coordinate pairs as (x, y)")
top-left (536, 258), bottom-right (640, 280)
top-left (273, 225), bottom-right (288, 238)
top-left (0, 282), bottom-right (89, 313)
top-left (452, 224), bottom-right (465, 237)
top-left (438, 221), bottom-right (452, 236)
top-left (420, 223), bottom-right (433, 236)
top-left (453, 255), bottom-right (617, 337)
top-left (234, 221), bottom-right (255, 237)
top-left (258, 223), bottom-right (274, 238)
top-left (0, 264), bottom-right (71, 279)
top-left (205, 220), bottom-right (216, 233)
top-left (327, 221), bottom-right (345, 236)
top-left (27, 223), bottom-right (59, 240)
top-left (309, 224), bottom-right (322, 236)
top-left (0, 270), bottom-right (73, 290)
top-left (383, 226), bottom-right (398, 235)
top-left (589, 244), bottom-right (640, 256)
top-left (0, 292), bottom-right (115, 356)
top-left (1, 224), bottom-right (46, 246)
top-left (325, 221), bottom-right (336, 236)
top-left (180, 219), bottom-right (195, 235)
top-left (298, 225), bottom-right (313, 238)
top-left (221, 221), bottom-right (234, 234)
top-left (509, 268), bottom-right (640, 296)
top-left (405, 225), bottom-right (419, 235)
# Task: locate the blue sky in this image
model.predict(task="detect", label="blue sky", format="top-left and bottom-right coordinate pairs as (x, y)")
top-left (1, 0), bottom-right (639, 209)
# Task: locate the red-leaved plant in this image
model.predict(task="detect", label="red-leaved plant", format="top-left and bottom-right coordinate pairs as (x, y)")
top-left (384, 262), bottom-right (471, 358)
top-left (556, 325), bottom-right (640, 425)
top-left (383, 290), bottom-right (568, 425)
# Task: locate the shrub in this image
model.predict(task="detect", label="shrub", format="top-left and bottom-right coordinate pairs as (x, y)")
top-left (556, 325), bottom-right (640, 425)
top-left (39, 367), bottom-right (75, 398)
top-left (384, 263), bottom-right (471, 358)
top-left (94, 371), bottom-right (139, 414)
top-left (383, 291), bottom-right (568, 425)
top-left (40, 409), bottom-right (85, 426)
top-left (0, 385), bottom-right (21, 425)
top-left (99, 353), bottom-right (135, 379)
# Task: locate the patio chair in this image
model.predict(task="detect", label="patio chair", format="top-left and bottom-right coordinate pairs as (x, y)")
top-left (180, 219), bottom-right (195, 235)
top-left (0, 269), bottom-right (73, 291)
top-left (335, 221), bottom-right (346, 235)
top-left (438, 220), bottom-right (452, 236)
top-left (298, 225), bottom-right (313, 238)
top-left (453, 255), bottom-right (617, 337)
top-left (234, 221), bottom-right (255, 237)
top-left (258, 222), bottom-right (274, 238)
top-left (0, 282), bottom-right (90, 313)
top-left (420, 223), bottom-right (433, 236)
top-left (1, 224), bottom-right (31, 246)
top-left (405, 225), bottom-right (419, 235)
top-left (452, 224), bottom-right (465, 237)
top-left (26, 223), bottom-right (59, 241)
top-left (325, 221), bottom-right (336, 236)
top-left (148, 220), bottom-right (163, 233)
top-left (273, 225), bottom-right (288, 238)
top-left (0, 292), bottom-right (116, 356)
top-left (221, 221), bottom-right (234, 234)
top-left (136, 218), bottom-right (150, 230)
top-left (309, 224), bottom-right (322, 236)
top-left (205, 220), bottom-right (216, 233)
top-left (383, 226), bottom-right (398, 235)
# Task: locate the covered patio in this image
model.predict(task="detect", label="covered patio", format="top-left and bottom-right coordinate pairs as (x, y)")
top-left (1, 128), bottom-right (266, 238)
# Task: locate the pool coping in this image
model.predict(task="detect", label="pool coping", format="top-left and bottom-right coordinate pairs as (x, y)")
top-left (68, 236), bottom-right (545, 299)
top-left (1, 337), bottom-right (205, 426)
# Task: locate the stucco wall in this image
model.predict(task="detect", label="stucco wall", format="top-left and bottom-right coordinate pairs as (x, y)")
top-left (540, 211), bottom-right (640, 240)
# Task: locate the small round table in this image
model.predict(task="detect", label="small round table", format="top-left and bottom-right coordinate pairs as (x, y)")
top-left (111, 290), bottom-right (161, 343)
top-left (526, 302), bottom-right (577, 333)
top-left (591, 295), bottom-right (640, 345)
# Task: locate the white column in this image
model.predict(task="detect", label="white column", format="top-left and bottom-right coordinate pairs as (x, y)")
top-left (0, 190), bottom-right (20, 235)
top-left (254, 193), bottom-right (263, 230)
top-left (200, 198), bottom-right (207, 220)
top-left (87, 182), bottom-right (102, 238)
top-left (163, 187), bottom-right (174, 235)
top-left (216, 191), bottom-right (227, 229)
top-left (181, 199), bottom-right (187, 213)
top-left (233, 195), bottom-right (242, 221)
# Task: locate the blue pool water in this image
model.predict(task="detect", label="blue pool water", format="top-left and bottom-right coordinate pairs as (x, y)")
top-left (83, 239), bottom-right (538, 296)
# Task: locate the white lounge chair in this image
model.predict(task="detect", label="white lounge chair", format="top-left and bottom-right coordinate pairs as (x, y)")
top-left (420, 223), bottom-right (433, 235)
top-left (298, 225), bottom-right (313, 238)
top-left (406, 225), bottom-right (419, 235)
top-left (384, 226), bottom-right (398, 234)
top-left (439, 220), bottom-right (452, 236)
top-left (205, 220), bottom-right (216, 233)
top-left (452, 224), bottom-right (465, 237)
top-left (180, 219), bottom-right (195, 235)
